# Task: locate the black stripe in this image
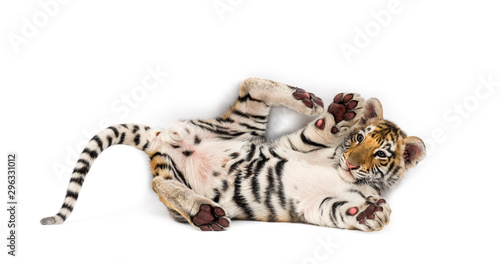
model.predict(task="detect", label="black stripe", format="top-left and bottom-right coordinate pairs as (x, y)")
top-left (197, 120), bottom-right (227, 130)
top-left (82, 148), bottom-right (98, 159)
top-left (287, 138), bottom-right (299, 151)
top-left (65, 190), bottom-right (79, 200)
top-left (251, 170), bottom-right (261, 203)
top-left (319, 197), bottom-right (333, 209)
top-left (246, 144), bottom-right (256, 161)
top-left (72, 165), bottom-right (89, 175)
top-left (387, 161), bottom-right (395, 175)
top-left (269, 148), bottom-right (283, 159)
top-left (347, 189), bottom-right (366, 199)
top-left (300, 130), bottom-right (328, 148)
top-left (330, 201), bottom-right (348, 226)
top-left (168, 156), bottom-right (190, 188)
top-left (61, 203), bottom-right (74, 212)
top-left (134, 134), bottom-right (141, 145)
top-left (265, 167), bottom-right (277, 222)
top-left (250, 131), bottom-right (263, 137)
top-left (230, 152), bottom-right (240, 159)
top-left (275, 159), bottom-right (287, 208)
top-left (106, 135), bottom-right (113, 147)
top-left (117, 133), bottom-right (126, 144)
top-left (182, 150), bottom-right (193, 157)
top-left (212, 188), bottom-right (221, 203)
top-left (70, 176), bottom-right (84, 186)
top-left (120, 124), bottom-right (129, 129)
top-left (233, 173), bottom-right (254, 219)
top-left (191, 121), bottom-right (246, 138)
top-left (77, 159), bottom-right (90, 167)
top-left (238, 94), bottom-right (265, 104)
top-left (288, 198), bottom-right (300, 222)
top-left (56, 212), bottom-right (67, 221)
top-left (253, 152), bottom-right (269, 179)
top-left (339, 209), bottom-right (345, 224)
top-left (239, 122), bottom-right (265, 131)
top-left (108, 126), bottom-right (119, 137)
top-left (232, 110), bottom-right (268, 121)
top-left (142, 141), bottom-right (149, 151)
top-left (228, 159), bottom-right (244, 174)
top-left (132, 125), bottom-right (140, 134)
top-left (91, 135), bottom-right (103, 152)
top-left (244, 159), bottom-right (257, 179)
top-left (155, 163), bottom-right (172, 171)
top-left (227, 131), bottom-right (246, 138)
top-left (150, 152), bottom-right (167, 160)
top-left (172, 174), bottom-right (184, 183)
top-left (215, 117), bottom-right (235, 123)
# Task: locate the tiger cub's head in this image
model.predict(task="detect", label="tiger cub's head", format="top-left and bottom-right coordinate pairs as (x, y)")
top-left (337, 98), bottom-right (426, 192)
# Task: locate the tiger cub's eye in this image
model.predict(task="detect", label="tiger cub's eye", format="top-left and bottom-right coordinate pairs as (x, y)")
top-left (375, 151), bottom-right (387, 158)
top-left (356, 134), bottom-right (364, 143)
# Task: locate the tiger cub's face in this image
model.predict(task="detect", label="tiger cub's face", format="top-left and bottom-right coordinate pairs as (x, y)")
top-left (337, 98), bottom-right (426, 191)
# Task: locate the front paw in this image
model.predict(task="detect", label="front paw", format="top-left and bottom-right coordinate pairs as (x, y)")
top-left (314, 93), bottom-right (364, 134)
top-left (347, 196), bottom-right (391, 231)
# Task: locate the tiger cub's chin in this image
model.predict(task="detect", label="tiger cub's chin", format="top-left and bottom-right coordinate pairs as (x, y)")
top-left (337, 166), bottom-right (357, 183)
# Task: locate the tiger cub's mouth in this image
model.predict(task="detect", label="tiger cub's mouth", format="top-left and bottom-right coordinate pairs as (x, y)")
top-left (337, 161), bottom-right (358, 183)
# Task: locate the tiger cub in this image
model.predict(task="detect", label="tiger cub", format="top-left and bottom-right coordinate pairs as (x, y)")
top-left (41, 78), bottom-right (425, 231)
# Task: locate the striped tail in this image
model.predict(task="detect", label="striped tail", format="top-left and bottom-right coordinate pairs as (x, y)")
top-left (40, 124), bottom-right (159, 225)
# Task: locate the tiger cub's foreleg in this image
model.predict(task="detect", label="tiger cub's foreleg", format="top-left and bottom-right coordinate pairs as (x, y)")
top-left (278, 93), bottom-right (365, 153)
top-left (151, 177), bottom-right (231, 231)
top-left (307, 194), bottom-right (391, 232)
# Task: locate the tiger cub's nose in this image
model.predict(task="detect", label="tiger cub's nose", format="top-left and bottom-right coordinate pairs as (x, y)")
top-left (346, 160), bottom-right (360, 170)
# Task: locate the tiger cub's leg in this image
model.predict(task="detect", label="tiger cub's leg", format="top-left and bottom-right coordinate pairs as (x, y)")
top-left (205, 78), bottom-right (325, 138)
top-left (151, 176), bottom-right (231, 231)
top-left (278, 93), bottom-right (366, 152)
top-left (306, 194), bottom-right (391, 232)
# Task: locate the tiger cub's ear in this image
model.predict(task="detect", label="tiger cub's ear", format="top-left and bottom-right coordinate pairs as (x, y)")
top-left (403, 136), bottom-right (426, 169)
top-left (361, 98), bottom-right (383, 125)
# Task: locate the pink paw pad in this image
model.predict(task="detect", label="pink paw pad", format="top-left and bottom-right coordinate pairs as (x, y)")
top-left (315, 119), bottom-right (325, 130)
top-left (347, 207), bottom-right (358, 215)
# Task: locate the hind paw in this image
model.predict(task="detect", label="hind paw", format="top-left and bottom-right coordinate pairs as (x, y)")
top-left (192, 204), bottom-right (231, 231)
top-left (290, 87), bottom-right (324, 115)
top-left (293, 88), bottom-right (324, 108)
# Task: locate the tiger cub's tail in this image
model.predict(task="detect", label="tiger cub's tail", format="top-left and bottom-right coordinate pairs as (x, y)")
top-left (40, 124), bottom-right (159, 225)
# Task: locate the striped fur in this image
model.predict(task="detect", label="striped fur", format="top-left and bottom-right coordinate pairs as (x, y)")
top-left (41, 78), bottom-right (425, 231)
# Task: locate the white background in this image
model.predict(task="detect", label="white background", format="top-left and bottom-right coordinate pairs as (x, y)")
top-left (1, 1), bottom-right (500, 263)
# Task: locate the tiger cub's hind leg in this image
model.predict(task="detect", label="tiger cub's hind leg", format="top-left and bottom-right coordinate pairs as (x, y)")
top-left (152, 177), bottom-right (231, 231)
top-left (213, 78), bottom-right (325, 137)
